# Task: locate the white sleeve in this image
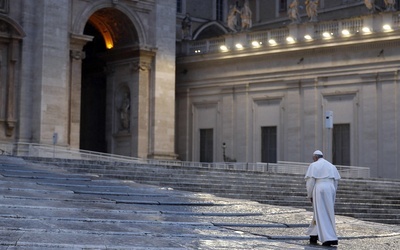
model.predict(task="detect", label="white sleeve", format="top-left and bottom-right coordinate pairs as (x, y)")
top-left (306, 177), bottom-right (315, 198)
top-left (334, 179), bottom-right (339, 191)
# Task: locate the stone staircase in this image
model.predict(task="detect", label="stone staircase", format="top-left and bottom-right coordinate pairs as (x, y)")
top-left (23, 157), bottom-right (400, 225)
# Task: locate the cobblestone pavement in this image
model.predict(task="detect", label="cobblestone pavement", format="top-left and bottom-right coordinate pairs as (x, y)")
top-left (1, 156), bottom-right (400, 249)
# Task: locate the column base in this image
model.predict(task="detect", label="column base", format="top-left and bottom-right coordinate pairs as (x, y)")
top-left (148, 151), bottom-right (178, 160)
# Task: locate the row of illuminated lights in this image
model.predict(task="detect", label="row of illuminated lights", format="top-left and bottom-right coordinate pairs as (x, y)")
top-left (193, 25), bottom-right (393, 53)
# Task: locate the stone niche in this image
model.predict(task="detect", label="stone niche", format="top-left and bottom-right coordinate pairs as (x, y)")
top-left (112, 84), bottom-right (132, 157)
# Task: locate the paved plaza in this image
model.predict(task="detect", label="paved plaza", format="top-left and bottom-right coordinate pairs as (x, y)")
top-left (0, 156), bottom-right (400, 249)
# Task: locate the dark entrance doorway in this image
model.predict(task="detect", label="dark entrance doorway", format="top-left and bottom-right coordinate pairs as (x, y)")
top-left (261, 126), bottom-right (277, 163)
top-left (200, 129), bottom-right (213, 162)
top-left (80, 23), bottom-right (107, 152)
top-left (333, 123), bottom-right (350, 165)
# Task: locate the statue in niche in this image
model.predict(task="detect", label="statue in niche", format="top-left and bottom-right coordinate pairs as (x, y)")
top-left (227, 4), bottom-right (240, 32)
top-left (305, 0), bottom-right (319, 22)
top-left (241, 0), bottom-right (252, 30)
top-left (181, 13), bottom-right (192, 40)
top-left (364, 0), bottom-right (376, 13)
top-left (288, 0), bottom-right (301, 24)
top-left (118, 92), bottom-right (130, 131)
top-left (384, 0), bottom-right (396, 11)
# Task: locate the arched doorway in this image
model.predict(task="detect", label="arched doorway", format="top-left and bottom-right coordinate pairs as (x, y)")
top-left (78, 7), bottom-right (145, 156)
top-left (70, 3), bottom-right (176, 160)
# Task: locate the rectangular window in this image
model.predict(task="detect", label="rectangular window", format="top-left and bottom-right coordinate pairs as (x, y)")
top-left (261, 126), bottom-right (277, 163)
top-left (216, 0), bottom-right (224, 21)
top-left (200, 129), bottom-right (213, 162)
top-left (279, 0), bottom-right (287, 12)
top-left (333, 124), bottom-right (350, 165)
top-left (177, 0), bottom-right (182, 13)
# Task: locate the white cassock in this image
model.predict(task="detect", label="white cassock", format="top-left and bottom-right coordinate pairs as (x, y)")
top-left (305, 158), bottom-right (341, 243)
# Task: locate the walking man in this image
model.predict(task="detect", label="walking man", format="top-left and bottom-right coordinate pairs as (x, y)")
top-left (305, 150), bottom-right (341, 246)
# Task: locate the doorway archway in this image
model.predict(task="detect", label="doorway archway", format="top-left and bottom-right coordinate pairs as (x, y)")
top-left (72, 6), bottom-right (151, 157)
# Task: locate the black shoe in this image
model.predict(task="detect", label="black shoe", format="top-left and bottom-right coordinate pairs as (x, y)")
top-left (322, 240), bottom-right (338, 246)
top-left (309, 235), bottom-right (318, 244)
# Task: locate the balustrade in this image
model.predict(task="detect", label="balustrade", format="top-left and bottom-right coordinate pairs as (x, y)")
top-left (184, 12), bottom-right (399, 55)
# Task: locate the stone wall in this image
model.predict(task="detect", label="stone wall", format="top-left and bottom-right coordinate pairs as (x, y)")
top-left (1, 0), bottom-right (177, 160)
top-left (176, 32), bottom-right (400, 179)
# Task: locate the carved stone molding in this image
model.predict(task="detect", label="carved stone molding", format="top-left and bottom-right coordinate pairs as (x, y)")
top-left (130, 61), bottom-right (151, 72)
top-left (70, 50), bottom-right (86, 60)
top-left (5, 120), bottom-right (15, 137)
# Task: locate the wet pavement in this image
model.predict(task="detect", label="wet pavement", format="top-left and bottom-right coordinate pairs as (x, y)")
top-left (0, 156), bottom-right (400, 249)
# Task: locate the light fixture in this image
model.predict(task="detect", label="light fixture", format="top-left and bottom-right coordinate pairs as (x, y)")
top-left (322, 32), bottom-right (332, 39)
top-left (383, 24), bottom-right (392, 31)
top-left (89, 16), bottom-right (114, 49)
top-left (220, 45), bottom-right (229, 52)
top-left (252, 41), bottom-right (261, 47)
top-left (235, 43), bottom-right (243, 49)
top-left (304, 34), bottom-right (313, 40)
top-left (362, 27), bottom-right (371, 34)
top-left (341, 29), bottom-right (350, 36)
top-left (286, 36), bottom-right (295, 43)
top-left (268, 39), bottom-right (277, 45)
top-left (106, 41), bottom-right (114, 49)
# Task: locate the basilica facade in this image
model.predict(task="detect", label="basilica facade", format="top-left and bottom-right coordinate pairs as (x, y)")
top-left (1, 0), bottom-right (400, 179)
top-left (175, 0), bottom-right (400, 179)
top-left (0, 0), bottom-right (176, 160)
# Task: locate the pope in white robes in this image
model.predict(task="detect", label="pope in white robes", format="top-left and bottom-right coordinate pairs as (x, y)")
top-left (305, 150), bottom-right (341, 246)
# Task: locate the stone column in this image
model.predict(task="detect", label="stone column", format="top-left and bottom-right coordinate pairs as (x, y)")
top-left (150, 0), bottom-right (178, 160)
top-left (5, 39), bottom-right (18, 137)
top-left (131, 57), bottom-right (152, 158)
top-left (69, 34), bottom-right (93, 148)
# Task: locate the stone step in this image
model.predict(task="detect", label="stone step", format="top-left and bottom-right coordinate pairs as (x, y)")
top-left (5, 164), bottom-right (398, 203)
top-left (22, 157), bottom-right (400, 225)
top-left (33, 179), bottom-right (399, 204)
top-left (337, 202), bottom-right (400, 209)
top-left (62, 167), bottom-right (305, 183)
top-left (57, 164), bottom-right (400, 189)
top-left (336, 197), bottom-right (400, 205)
top-left (356, 218), bottom-right (400, 224)
top-left (258, 200), bottom-right (315, 209)
top-left (338, 211), bottom-right (400, 220)
top-left (335, 207), bottom-right (400, 215)
top-left (259, 201), bottom-right (400, 222)
top-left (118, 178), bottom-right (400, 199)
top-left (87, 170), bottom-right (399, 189)
top-left (142, 179), bottom-right (400, 196)
top-left (22, 157), bottom-right (400, 181)
top-left (25, 160), bottom-right (400, 198)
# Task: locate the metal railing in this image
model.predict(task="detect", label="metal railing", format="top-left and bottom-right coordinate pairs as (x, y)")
top-left (0, 142), bottom-right (370, 178)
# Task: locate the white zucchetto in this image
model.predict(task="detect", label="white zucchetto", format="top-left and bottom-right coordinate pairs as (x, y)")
top-left (313, 150), bottom-right (323, 156)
